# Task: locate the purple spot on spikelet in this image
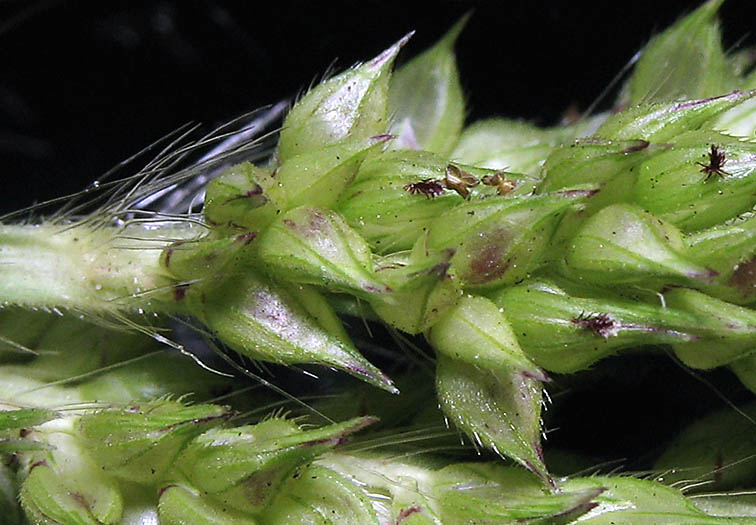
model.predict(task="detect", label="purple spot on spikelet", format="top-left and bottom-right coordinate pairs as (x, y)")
top-left (522, 369), bottom-right (550, 383)
top-left (730, 256), bottom-right (756, 298)
top-left (689, 267), bottom-right (719, 281)
top-left (234, 232), bottom-right (258, 245)
top-left (556, 188), bottom-right (599, 198)
top-left (173, 285), bottom-right (188, 302)
top-left (674, 91), bottom-right (742, 110)
top-left (363, 283), bottom-right (392, 293)
top-left (158, 484), bottom-right (179, 498)
top-left (395, 506), bottom-right (422, 524)
top-left (623, 140), bottom-right (650, 153)
top-left (370, 133), bottom-right (395, 143)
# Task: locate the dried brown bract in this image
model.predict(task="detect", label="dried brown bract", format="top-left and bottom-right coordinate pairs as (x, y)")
top-left (444, 164), bottom-right (479, 199)
top-left (482, 172), bottom-right (517, 196)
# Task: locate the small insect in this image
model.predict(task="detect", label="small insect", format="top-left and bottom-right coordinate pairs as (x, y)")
top-left (572, 311), bottom-right (618, 338)
top-left (404, 178), bottom-right (445, 198)
top-left (481, 172), bottom-right (517, 196)
top-left (697, 144), bottom-right (729, 181)
top-left (444, 164), bottom-right (479, 199)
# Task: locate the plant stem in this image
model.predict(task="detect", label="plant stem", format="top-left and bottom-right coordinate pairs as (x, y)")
top-left (0, 223), bottom-right (194, 313)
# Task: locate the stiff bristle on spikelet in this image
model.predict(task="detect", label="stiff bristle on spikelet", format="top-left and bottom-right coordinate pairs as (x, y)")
top-left (5, 1), bottom-right (756, 523)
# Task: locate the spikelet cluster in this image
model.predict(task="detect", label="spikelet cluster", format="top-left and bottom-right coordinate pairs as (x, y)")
top-left (4, 1), bottom-right (756, 523)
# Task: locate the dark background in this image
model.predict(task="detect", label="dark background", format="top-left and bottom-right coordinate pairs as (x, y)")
top-left (2, 0), bottom-right (756, 214)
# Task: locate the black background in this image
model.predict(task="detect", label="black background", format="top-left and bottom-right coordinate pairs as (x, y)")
top-left (2, 1), bottom-right (756, 213)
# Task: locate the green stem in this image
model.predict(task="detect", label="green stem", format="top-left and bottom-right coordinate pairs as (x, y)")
top-left (0, 223), bottom-right (191, 313)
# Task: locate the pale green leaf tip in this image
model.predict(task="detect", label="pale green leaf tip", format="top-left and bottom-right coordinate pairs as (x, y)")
top-left (345, 355), bottom-right (399, 394)
top-left (368, 31), bottom-right (415, 71)
top-left (704, 0), bottom-right (725, 14)
top-left (663, 0), bottom-right (724, 29)
top-left (439, 11), bottom-right (472, 49)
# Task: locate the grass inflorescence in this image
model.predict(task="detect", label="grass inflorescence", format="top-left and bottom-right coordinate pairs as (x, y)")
top-left (5, 1), bottom-right (756, 523)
